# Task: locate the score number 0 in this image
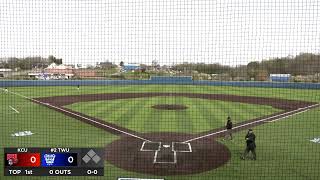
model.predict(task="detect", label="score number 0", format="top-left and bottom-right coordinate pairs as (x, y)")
top-left (67, 156), bottom-right (74, 164)
top-left (30, 156), bottom-right (37, 164)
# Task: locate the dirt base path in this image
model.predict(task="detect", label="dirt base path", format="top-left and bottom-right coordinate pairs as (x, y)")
top-left (33, 93), bottom-right (318, 175)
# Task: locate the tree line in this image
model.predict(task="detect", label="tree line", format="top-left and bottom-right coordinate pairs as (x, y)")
top-left (1, 53), bottom-right (319, 78)
top-left (173, 53), bottom-right (320, 80)
top-left (0, 55), bottom-right (62, 70)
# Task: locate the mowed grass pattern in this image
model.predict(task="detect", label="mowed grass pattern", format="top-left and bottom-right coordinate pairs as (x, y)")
top-left (0, 91), bottom-right (118, 180)
top-left (7, 85), bottom-right (320, 102)
top-left (0, 85), bottom-right (319, 180)
top-left (66, 97), bottom-right (280, 133)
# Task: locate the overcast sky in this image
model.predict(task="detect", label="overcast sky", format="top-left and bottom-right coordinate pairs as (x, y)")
top-left (0, 0), bottom-right (319, 65)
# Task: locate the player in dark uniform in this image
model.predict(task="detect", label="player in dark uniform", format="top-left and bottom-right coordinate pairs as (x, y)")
top-left (225, 116), bottom-right (233, 140)
top-left (241, 129), bottom-right (256, 160)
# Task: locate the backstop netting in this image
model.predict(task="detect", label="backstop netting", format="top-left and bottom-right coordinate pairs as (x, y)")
top-left (0, 1), bottom-right (319, 180)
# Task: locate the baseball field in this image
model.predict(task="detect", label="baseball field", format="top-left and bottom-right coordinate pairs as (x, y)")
top-left (1, 84), bottom-right (320, 180)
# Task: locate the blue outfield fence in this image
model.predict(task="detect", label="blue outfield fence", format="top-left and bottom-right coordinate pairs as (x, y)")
top-left (1, 79), bottom-right (320, 89)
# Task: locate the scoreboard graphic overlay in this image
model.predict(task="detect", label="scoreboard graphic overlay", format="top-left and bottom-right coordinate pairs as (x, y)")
top-left (4, 148), bottom-right (104, 176)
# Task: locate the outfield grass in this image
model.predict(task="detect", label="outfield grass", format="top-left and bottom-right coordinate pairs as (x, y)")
top-left (5, 85), bottom-right (320, 102)
top-left (103, 107), bottom-right (320, 180)
top-left (1, 85), bottom-right (320, 180)
top-left (0, 91), bottom-right (118, 180)
top-left (66, 96), bottom-right (280, 133)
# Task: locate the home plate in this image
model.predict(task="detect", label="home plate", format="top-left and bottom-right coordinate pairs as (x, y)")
top-left (163, 144), bottom-right (170, 148)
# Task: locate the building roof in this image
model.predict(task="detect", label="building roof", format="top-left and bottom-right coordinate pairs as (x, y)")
top-left (46, 63), bottom-right (73, 70)
top-left (122, 64), bottom-right (141, 71)
top-left (270, 74), bottom-right (291, 77)
top-left (0, 68), bottom-right (13, 72)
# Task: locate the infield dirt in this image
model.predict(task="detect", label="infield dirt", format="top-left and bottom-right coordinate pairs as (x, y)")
top-left (33, 93), bottom-right (317, 175)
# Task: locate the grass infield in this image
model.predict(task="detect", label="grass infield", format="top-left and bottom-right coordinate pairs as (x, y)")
top-left (66, 96), bottom-right (280, 133)
top-left (0, 85), bottom-right (319, 180)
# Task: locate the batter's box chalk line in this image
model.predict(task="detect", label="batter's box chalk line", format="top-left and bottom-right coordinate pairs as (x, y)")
top-left (140, 141), bottom-right (161, 151)
top-left (153, 150), bottom-right (177, 164)
top-left (140, 141), bottom-right (192, 164)
top-left (172, 142), bottom-right (192, 152)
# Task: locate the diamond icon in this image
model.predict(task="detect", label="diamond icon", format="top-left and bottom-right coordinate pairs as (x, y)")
top-left (87, 149), bottom-right (96, 158)
top-left (92, 155), bottom-right (101, 163)
top-left (82, 149), bottom-right (101, 164)
top-left (82, 154), bottom-right (91, 163)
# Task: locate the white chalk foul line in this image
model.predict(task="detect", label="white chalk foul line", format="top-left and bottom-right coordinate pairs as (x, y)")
top-left (6, 90), bottom-right (151, 142)
top-left (9, 106), bottom-right (20, 113)
top-left (183, 103), bottom-right (319, 143)
top-left (267, 108), bottom-right (310, 123)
